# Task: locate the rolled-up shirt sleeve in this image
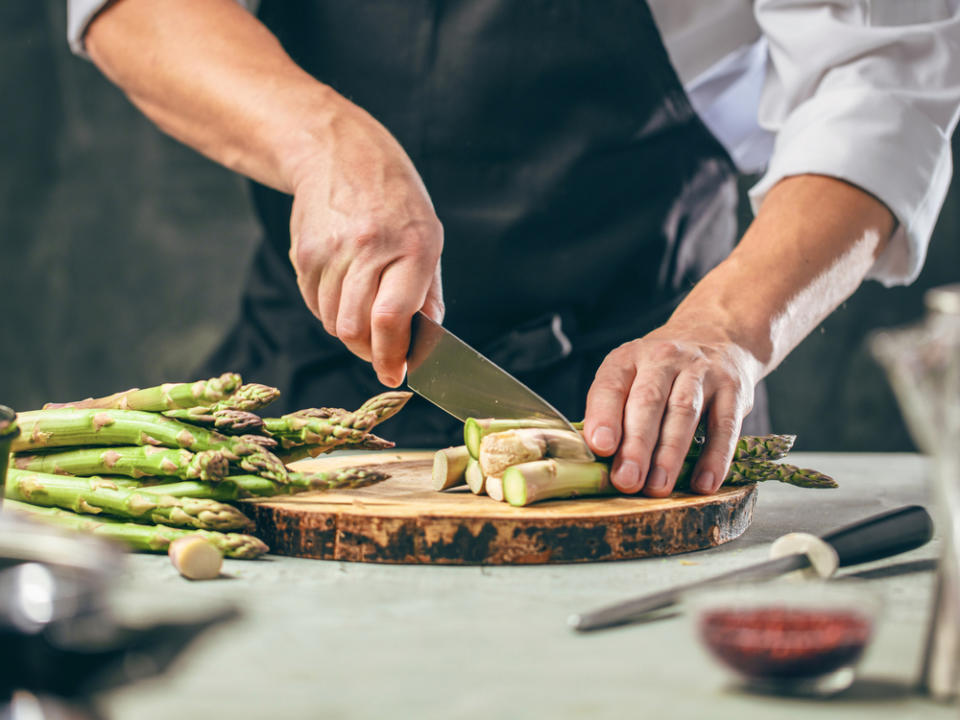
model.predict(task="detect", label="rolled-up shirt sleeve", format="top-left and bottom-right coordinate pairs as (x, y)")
top-left (67, 0), bottom-right (258, 59)
top-left (751, 0), bottom-right (960, 286)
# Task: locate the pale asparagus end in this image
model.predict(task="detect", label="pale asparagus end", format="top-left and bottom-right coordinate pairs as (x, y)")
top-left (465, 458), bottom-right (486, 495)
top-left (169, 535), bottom-right (223, 580)
top-left (502, 460), bottom-right (614, 507)
top-left (432, 446), bottom-right (471, 491)
top-left (485, 475), bottom-right (505, 502)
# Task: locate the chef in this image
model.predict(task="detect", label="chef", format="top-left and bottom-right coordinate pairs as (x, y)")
top-left (67, 0), bottom-right (960, 498)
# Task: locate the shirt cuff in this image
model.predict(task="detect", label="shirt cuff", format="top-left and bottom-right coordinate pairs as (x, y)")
top-left (67, 0), bottom-right (110, 58)
top-left (748, 86), bottom-right (953, 287)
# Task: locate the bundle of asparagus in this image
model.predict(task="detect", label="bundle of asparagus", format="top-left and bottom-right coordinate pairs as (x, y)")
top-left (434, 418), bottom-right (836, 507)
top-left (4, 374), bottom-right (413, 559)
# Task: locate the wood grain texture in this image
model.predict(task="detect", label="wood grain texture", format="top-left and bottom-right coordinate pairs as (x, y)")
top-left (242, 452), bottom-right (757, 564)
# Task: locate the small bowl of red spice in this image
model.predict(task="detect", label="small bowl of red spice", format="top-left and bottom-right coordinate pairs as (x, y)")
top-left (691, 581), bottom-right (879, 696)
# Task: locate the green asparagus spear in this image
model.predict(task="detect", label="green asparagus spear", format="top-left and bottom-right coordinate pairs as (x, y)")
top-left (263, 391), bottom-right (412, 451)
top-left (13, 446), bottom-right (229, 481)
top-left (208, 383), bottom-right (281, 412)
top-left (137, 466), bottom-right (388, 501)
top-left (162, 407), bottom-right (264, 433)
top-left (3, 499), bottom-right (267, 558)
top-left (274, 432), bottom-right (395, 463)
top-left (43, 374), bottom-right (243, 411)
top-left (13, 408), bottom-right (270, 458)
top-left (5, 468), bottom-right (252, 531)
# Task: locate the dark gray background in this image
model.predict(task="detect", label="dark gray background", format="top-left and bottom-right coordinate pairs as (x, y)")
top-left (3, 2), bottom-right (958, 451)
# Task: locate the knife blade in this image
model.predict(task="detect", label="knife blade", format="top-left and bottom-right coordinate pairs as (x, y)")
top-left (407, 311), bottom-right (593, 459)
top-left (569, 504), bottom-right (933, 632)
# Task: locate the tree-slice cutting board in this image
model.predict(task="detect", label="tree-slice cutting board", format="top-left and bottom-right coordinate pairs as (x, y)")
top-left (242, 451), bottom-right (757, 565)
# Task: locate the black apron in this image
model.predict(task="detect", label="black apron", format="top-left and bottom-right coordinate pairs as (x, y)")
top-left (200, 0), bottom-right (770, 444)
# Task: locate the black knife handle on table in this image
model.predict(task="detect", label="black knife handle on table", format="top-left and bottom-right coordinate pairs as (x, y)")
top-left (822, 504), bottom-right (933, 568)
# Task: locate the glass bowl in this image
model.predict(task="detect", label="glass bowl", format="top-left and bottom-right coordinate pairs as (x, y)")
top-left (688, 579), bottom-right (880, 696)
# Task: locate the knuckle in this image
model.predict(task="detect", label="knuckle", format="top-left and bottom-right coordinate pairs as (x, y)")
top-left (666, 390), bottom-right (702, 419)
top-left (370, 305), bottom-right (408, 331)
top-left (629, 382), bottom-right (669, 410)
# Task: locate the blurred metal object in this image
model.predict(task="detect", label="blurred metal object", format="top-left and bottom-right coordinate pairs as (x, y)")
top-left (0, 510), bottom-right (237, 716)
top-left (0, 405), bottom-right (19, 511)
top-left (872, 283), bottom-right (960, 702)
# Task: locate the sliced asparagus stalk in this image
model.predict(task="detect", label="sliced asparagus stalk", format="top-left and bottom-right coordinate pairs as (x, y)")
top-left (5, 468), bottom-right (252, 531)
top-left (465, 458), bottom-right (486, 495)
top-left (503, 460), bottom-right (614, 507)
top-left (13, 446), bottom-right (229, 482)
top-left (4, 499), bottom-right (268, 558)
top-left (432, 446), bottom-right (471, 491)
top-left (43, 374), bottom-right (243, 411)
top-left (478, 428), bottom-right (592, 478)
top-left (169, 536), bottom-right (223, 580)
top-left (485, 475), bottom-right (505, 502)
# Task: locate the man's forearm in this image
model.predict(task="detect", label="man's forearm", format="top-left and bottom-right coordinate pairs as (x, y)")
top-left (670, 174), bottom-right (896, 377)
top-left (86, 0), bottom-right (334, 193)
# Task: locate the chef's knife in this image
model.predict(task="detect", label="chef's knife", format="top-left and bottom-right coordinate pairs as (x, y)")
top-left (407, 311), bottom-right (593, 459)
top-left (569, 504), bottom-right (933, 632)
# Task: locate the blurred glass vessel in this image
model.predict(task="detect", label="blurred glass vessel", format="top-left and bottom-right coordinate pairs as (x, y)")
top-left (872, 283), bottom-right (960, 701)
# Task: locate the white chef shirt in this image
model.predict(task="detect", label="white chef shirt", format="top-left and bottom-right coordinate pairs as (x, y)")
top-left (67, 0), bottom-right (960, 287)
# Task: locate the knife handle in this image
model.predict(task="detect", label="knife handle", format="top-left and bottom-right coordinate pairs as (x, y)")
top-left (821, 505), bottom-right (933, 568)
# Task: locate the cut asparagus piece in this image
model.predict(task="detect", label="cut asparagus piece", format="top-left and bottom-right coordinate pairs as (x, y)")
top-left (465, 458), bottom-right (486, 495)
top-left (432, 446), bottom-right (471, 491)
top-left (13, 408), bottom-right (270, 458)
top-left (162, 408), bottom-right (264, 433)
top-left (485, 475), bottom-right (505, 502)
top-left (169, 536), bottom-right (223, 580)
top-left (503, 460), bottom-right (614, 507)
top-left (5, 468), bottom-right (252, 531)
top-left (262, 391), bottom-right (412, 452)
top-left (478, 428), bottom-right (592, 477)
top-left (13, 446), bottom-right (229, 482)
top-left (4, 499), bottom-right (267, 558)
top-left (43, 374), bottom-right (243, 411)
top-left (138, 466), bottom-right (388, 500)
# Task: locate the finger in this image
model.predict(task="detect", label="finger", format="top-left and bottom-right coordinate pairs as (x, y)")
top-left (642, 373), bottom-right (704, 498)
top-left (370, 258), bottom-right (433, 386)
top-left (421, 262), bottom-right (445, 325)
top-left (335, 260), bottom-right (381, 362)
top-left (688, 388), bottom-right (744, 495)
top-left (316, 252), bottom-right (349, 338)
top-left (611, 368), bottom-right (676, 494)
top-left (289, 230), bottom-right (325, 321)
top-left (582, 353), bottom-right (635, 458)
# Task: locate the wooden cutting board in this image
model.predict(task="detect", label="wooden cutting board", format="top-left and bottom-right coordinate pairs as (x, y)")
top-left (242, 451), bottom-right (758, 565)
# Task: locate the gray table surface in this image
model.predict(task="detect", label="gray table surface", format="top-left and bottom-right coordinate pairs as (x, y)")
top-left (98, 453), bottom-right (954, 720)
